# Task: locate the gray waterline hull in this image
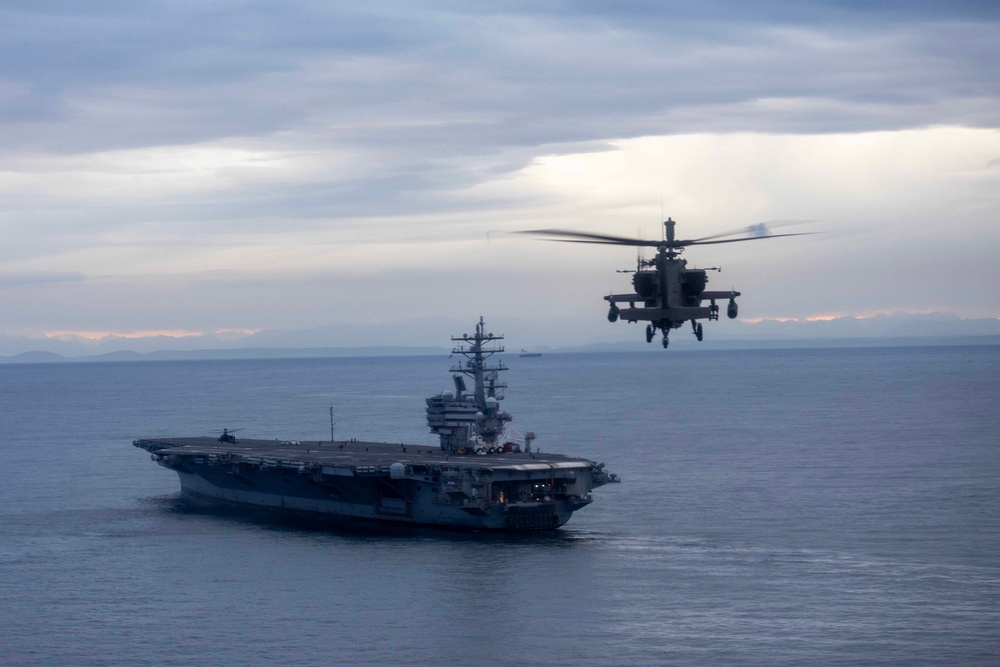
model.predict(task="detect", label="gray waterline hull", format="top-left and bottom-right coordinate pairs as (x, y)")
top-left (135, 437), bottom-right (613, 531)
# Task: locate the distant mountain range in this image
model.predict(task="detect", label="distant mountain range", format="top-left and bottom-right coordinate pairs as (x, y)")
top-left (1, 312), bottom-right (997, 363)
top-left (723, 311), bottom-right (1000, 340)
top-left (0, 346), bottom-right (448, 364)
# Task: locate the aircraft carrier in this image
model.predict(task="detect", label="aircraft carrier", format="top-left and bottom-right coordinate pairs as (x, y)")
top-left (134, 319), bottom-right (619, 530)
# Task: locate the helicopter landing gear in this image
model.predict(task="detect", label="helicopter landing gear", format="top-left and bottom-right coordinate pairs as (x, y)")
top-left (645, 324), bottom-right (655, 343)
top-left (662, 334), bottom-right (670, 348)
top-left (692, 321), bottom-right (703, 341)
top-left (607, 304), bottom-right (619, 322)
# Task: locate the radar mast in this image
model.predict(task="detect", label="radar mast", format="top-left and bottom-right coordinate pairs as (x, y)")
top-left (426, 317), bottom-right (513, 453)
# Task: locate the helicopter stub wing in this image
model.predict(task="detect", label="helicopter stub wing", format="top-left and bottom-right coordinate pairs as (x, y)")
top-left (606, 290), bottom-right (740, 304)
top-left (617, 305), bottom-right (715, 323)
top-left (605, 293), bottom-right (642, 303)
top-left (701, 290), bottom-right (741, 300)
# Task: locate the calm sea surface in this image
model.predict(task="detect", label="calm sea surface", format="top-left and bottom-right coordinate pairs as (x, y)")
top-left (1, 346), bottom-right (998, 666)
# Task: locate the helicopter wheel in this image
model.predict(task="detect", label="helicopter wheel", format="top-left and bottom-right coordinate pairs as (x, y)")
top-left (662, 335), bottom-right (669, 349)
top-left (645, 325), bottom-right (654, 343)
top-left (695, 323), bottom-right (703, 342)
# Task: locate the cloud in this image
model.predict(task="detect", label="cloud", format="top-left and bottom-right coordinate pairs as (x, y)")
top-left (4, 3), bottom-right (998, 153)
top-left (1, 2), bottom-right (998, 343)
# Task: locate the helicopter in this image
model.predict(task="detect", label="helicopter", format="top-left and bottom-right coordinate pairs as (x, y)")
top-left (217, 428), bottom-right (243, 444)
top-left (522, 217), bottom-right (809, 348)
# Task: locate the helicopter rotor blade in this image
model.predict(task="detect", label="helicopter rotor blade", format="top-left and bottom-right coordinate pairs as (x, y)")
top-left (517, 229), bottom-right (663, 247)
top-left (520, 223), bottom-right (815, 248)
top-left (685, 231), bottom-right (815, 246)
top-left (539, 238), bottom-right (665, 247)
top-left (688, 219), bottom-right (817, 243)
top-left (552, 234), bottom-right (813, 248)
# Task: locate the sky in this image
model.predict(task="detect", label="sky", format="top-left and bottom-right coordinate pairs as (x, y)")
top-left (1, 1), bottom-right (999, 350)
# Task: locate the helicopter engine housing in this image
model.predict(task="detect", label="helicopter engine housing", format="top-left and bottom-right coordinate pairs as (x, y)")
top-left (681, 270), bottom-right (707, 298)
top-left (632, 271), bottom-right (658, 299)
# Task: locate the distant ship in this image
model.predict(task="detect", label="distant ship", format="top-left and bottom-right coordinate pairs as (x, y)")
top-left (519, 349), bottom-right (542, 357)
top-left (134, 318), bottom-right (618, 530)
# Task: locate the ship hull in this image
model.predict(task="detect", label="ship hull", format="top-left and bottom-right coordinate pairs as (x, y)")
top-left (134, 436), bottom-right (613, 532)
top-left (173, 468), bottom-right (576, 530)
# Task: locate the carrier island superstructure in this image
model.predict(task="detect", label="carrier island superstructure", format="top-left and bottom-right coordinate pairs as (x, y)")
top-left (134, 319), bottom-right (618, 530)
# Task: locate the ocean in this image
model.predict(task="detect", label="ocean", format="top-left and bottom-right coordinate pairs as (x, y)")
top-left (1, 346), bottom-right (998, 666)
